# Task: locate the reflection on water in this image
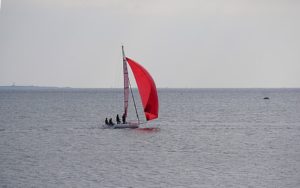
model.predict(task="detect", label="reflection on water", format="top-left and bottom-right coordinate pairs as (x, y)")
top-left (135, 127), bottom-right (161, 133)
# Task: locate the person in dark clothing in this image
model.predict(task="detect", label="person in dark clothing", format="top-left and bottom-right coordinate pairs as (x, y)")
top-left (109, 118), bottom-right (114, 125)
top-left (105, 118), bottom-right (108, 125)
top-left (122, 113), bottom-right (126, 124)
top-left (116, 114), bottom-right (121, 124)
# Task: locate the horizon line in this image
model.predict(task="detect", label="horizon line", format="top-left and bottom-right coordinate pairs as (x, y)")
top-left (0, 85), bottom-right (299, 89)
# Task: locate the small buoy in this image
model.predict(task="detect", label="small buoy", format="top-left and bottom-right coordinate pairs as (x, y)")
top-left (263, 97), bottom-right (269, 100)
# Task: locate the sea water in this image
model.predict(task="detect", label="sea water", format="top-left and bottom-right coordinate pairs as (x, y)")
top-left (0, 88), bottom-right (299, 187)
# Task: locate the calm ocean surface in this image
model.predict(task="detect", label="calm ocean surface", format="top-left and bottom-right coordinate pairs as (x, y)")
top-left (0, 88), bottom-right (299, 188)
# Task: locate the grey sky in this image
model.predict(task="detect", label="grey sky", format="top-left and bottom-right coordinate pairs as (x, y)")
top-left (0, 0), bottom-right (299, 88)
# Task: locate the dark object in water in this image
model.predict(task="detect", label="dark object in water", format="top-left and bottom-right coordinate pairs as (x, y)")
top-left (264, 97), bottom-right (270, 100)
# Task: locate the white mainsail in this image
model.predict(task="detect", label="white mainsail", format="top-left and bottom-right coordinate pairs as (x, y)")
top-left (122, 46), bottom-right (129, 118)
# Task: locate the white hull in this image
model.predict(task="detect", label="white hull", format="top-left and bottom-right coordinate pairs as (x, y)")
top-left (102, 122), bottom-right (139, 129)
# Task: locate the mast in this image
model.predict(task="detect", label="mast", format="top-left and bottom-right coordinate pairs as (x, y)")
top-left (122, 46), bottom-right (129, 118)
top-left (122, 46), bottom-right (140, 123)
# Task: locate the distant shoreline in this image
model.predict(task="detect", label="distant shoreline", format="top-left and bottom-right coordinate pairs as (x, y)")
top-left (0, 85), bottom-right (71, 89)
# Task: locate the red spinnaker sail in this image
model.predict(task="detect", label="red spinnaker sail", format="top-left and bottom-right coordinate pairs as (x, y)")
top-left (126, 57), bottom-right (159, 121)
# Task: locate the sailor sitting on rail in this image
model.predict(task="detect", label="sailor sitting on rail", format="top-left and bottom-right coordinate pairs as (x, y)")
top-left (116, 114), bottom-right (121, 124)
top-left (122, 113), bottom-right (126, 124)
top-left (109, 118), bottom-right (114, 126)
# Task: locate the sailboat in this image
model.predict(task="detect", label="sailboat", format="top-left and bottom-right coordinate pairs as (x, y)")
top-left (104, 46), bottom-right (159, 129)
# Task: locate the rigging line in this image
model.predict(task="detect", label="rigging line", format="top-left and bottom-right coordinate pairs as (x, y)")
top-left (129, 80), bottom-right (140, 124)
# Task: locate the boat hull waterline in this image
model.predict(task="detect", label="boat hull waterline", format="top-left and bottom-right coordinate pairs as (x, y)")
top-left (102, 123), bottom-right (139, 129)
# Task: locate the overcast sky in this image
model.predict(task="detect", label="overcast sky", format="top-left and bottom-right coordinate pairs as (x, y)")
top-left (0, 0), bottom-right (299, 88)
